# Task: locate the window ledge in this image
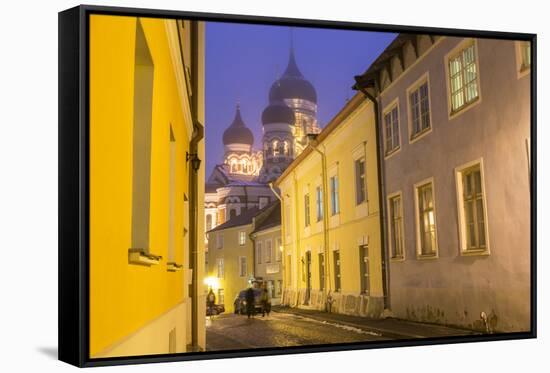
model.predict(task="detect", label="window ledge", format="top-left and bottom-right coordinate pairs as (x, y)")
top-left (167, 261), bottom-right (183, 272)
top-left (390, 255), bottom-right (405, 262)
top-left (416, 252), bottom-right (438, 260)
top-left (128, 248), bottom-right (162, 266)
top-left (409, 127), bottom-right (432, 144)
top-left (449, 97), bottom-right (481, 120)
top-left (460, 248), bottom-right (490, 257)
top-left (384, 147), bottom-right (401, 159)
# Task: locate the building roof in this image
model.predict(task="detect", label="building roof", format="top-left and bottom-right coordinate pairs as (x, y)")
top-left (207, 207), bottom-right (260, 233)
top-left (251, 200), bottom-right (281, 235)
top-left (222, 104), bottom-right (254, 146)
top-left (261, 102), bottom-right (295, 125)
top-left (274, 92), bottom-right (367, 187)
top-left (269, 47), bottom-right (317, 104)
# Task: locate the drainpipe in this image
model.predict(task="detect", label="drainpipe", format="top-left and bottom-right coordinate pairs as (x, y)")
top-left (187, 20), bottom-right (204, 350)
top-left (355, 83), bottom-right (390, 311)
top-left (308, 138), bottom-right (331, 303)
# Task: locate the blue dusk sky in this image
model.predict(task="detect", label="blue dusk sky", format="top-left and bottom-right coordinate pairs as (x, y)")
top-left (205, 22), bottom-right (396, 175)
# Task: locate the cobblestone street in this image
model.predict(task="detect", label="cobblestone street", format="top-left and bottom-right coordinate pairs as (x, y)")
top-left (206, 307), bottom-right (477, 351)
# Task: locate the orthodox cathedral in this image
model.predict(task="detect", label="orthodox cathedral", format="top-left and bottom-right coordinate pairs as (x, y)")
top-left (205, 45), bottom-right (321, 233)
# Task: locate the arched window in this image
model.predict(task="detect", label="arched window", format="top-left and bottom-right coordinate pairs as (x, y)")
top-left (272, 140), bottom-right (279, 156)
top-left (206, 214), bottom-right (212, 231)
top-left (230, 159), bottom-right (237, 173)
top-left (242, 159), bottom-right (247, 173)
top-left (283, 141), bottom-right (289, 155)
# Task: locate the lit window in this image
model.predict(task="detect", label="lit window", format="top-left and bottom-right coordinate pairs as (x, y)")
top-left (238, 231), bottom-right (246, 246)
top-left (304, 193), bottom-right (311, 227)
top-left (389, 194), bottom-right (404, 259)
top-left (316, 186), bottom-right (323, 222)
top-left (273, 140), bottom-right (279, 156)
top-left (457, 163), bottom-right (488, 253)
top-left (330, 176), bottom-right (339, 215)
top-left (448, 43), bottom-right (479, 113)
top-left (355, 158), bottom-right (367, 205)
top-left (409, 81), bottom-right (431, 138)
top-left (283, 141), bottom-right (290, 155)
top-left (275, 238), bottom-right (282, 262)
top-left (519, 41), bottom-right (531, 72)
top-left (217, 289), bottom-right (225, 305)
top-left (384, 105), bottom-right (400, 154)
top-left (415, 181), bottom-right (437, 257)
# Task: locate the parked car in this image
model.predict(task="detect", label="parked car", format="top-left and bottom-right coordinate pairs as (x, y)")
top-left (206, 303), bottom-right (225, 316)
top-left (234, 288), bottom-right (263, 315)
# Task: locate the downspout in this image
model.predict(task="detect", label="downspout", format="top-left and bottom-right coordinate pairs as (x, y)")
top-left (188, 20), bottom-right (203, 350)
top-left (355, 84), bottom-right (390, 310)
top-left (309, 140), bottom-right (331, 303)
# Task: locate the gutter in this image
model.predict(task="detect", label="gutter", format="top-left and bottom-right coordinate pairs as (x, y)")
top-left (354, 80), bottom-right (390, 311)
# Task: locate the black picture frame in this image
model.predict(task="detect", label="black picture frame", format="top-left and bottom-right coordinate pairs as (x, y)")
top-left (59, 4), bottom-right (537, 368)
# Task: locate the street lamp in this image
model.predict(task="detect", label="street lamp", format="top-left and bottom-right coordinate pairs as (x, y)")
top-left (186, 151), bottom-right (202, 171)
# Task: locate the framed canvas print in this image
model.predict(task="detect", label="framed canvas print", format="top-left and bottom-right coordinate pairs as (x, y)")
top-left (58, 4), bottom-right (536, 367)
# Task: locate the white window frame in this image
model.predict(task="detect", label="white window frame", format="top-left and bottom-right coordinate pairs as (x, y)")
top-left (382, 98), bottom-right (401, 158)
top-left (238, 256), bottom-right (247, 277)
top-left (265, 239), bottom-right (273, 263)
top-left (444, 38), bottom-right (482, 119)
top-left (216, 258), bottom-right (224, 278)
top-left (256, 241), bottom-right (263, 264)
top-left (315, 185), bottom-right (323, 222)
top-left (454, 158), bottom-right (491, 256)
top-left (275, 237), bottom-right (282, 262)
top-left (406, 72), bottom-right (433, 144)
top-left (330, 174), bottom-right (340, 216)
top-left (515, 40), bottom-right (531, 79)
top-left (413, 177), bottom-right (439, 259)
top-left (387, 191), bottom-right (405, 261)
top-left (304, 192), bottom-right (311, 227)
top-left (238, 231), bottom-right (246, 246)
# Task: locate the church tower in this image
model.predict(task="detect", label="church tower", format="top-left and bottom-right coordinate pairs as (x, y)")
top-left (222, 104), bottom-right (262, 176)
top-left (259, 40), bottom-right (320, 182)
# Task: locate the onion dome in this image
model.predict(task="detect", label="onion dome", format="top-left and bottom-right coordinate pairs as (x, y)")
top-left (269, 47), bottom-right (317, 104)
top-left (261, 103), bottom-right (295, 125)
top-left (222, 104), bottom-right (254, 146)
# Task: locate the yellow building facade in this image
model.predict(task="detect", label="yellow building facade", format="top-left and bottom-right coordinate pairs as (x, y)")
top-left (89, 15), bottom-right (205, 357)
top-left (276, 94), bottom-right (385, 317)
top-left (205, 208), bottom-right (258, 312)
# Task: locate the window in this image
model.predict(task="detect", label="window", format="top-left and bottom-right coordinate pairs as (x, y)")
top-left (259, 196), bottom-right (269, 209)
top-left (304, 193), bottom-right (311, 227)
top-left (316, 186), bottom-right (323, 222)
top-left (273, 140), bottom-right (279, 156)
top-left (388, 193), bottom-right (405, 259)
top-left (359, 245), bottom-right (370, 295)
top-left (448, 42), bottom-right (479, 113)
top-left (256, 241), bottom-right (262, 264)
top-left (383, 104), bottom-right (400, 154)
top-left (275, 238), bottom-right (282, 262)
top-left (283, 141), bottom-right (290, 155)
top-left (229, 209), bottom-right (237, 220)
top-left (130, 19), bottom-right (154, 257)
top-left (239, 256), bottom-right (247, 277)
top-left (409, 80), bottom-right (431, 139)
top-left (355, 158), bottom-right (367, 205)
top-left (330, 176), bottom-right (340, 215)
top-left (415, 180), bottom-right (438, 257)
top-left (206, 214), bottom-right (212, 232)
top-left (318, 253), bottom-right (325, 291)
top-left (265, 239), bottom-right (272, 263)
top-left (218, 289), bottom-right (225, 305)
top-left (456, 162), bottom-right (489, 254)
top-left (216, 233), bottom-right (223, 249)
top-left (216, 258), bottom-right (224, 278)
top-left (333, 251), bottom-right (341, 292)
top-left (238, 231), bottom-right (246, 246)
